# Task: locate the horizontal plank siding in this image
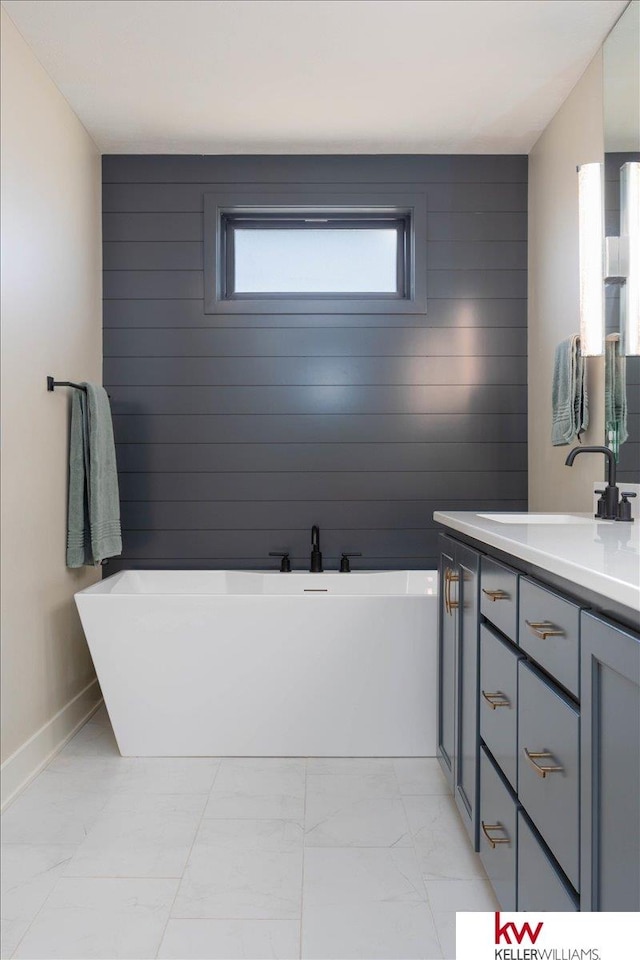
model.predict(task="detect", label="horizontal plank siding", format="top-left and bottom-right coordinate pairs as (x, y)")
top-left (103, 298), bottom-right (527, 329)
top-left (103, 212), bottom-right (203, 242)
top-left (104, 270), bottom-right (204, 299)
top-left (102, 154), bottom-right (529, 184)
top-left (103, 241), bottom-right (204, 271)
top-left (103, 180), bottom-right (527, 213)
top-left (618, 358), bottom-right (639, 485)
top-left (114, 441), bottom-right (527, 473)
top-left (108, 384), bottom-right (528, 416)
top-left (120, 499), bottom-right (528, 531)
top-left (117, 470), bottom-right (527, 503)
top-left (104, 154), bottom-right (528, 571)
top-left (117, 528), bottom-right (480, 560)
top-left (112, 413), bottom-right (528, 444)
top-left (604, 155), bottom-right (640, 485)
top-left (104, 327), bottom-right (527, 358)
top-left (104, 356), bottom-right (527, 386)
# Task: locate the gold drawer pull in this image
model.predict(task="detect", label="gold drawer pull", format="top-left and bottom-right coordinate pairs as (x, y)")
top-left (481, 821), bottom-right (511, 849)
top-left (444, 567), bottom-right (459, 615)
top-left (525, 620), bottom-right (564, 640)
top-left (482, 690), bottom-right (511, 709)
top-left (523, 748), bottom-right (564, 778)
top-left (482, 588), bottom-right (509, 601)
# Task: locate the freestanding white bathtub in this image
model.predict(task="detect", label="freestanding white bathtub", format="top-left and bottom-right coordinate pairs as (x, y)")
top-left (75, 570), bottom-right (437, 757)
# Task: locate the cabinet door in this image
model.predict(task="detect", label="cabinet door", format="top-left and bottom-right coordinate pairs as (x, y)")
top-left (518, 812), bottom-right (578, 912)
top-left (581, 611), bottom-right (640, 911)
top-left (480, 556), bottom-right (518, 642)
top-left (480, 746), bottom-right (517, 909)
top-left (455, 543), bottom-right (480, 846)
top-left (437, 535), bottom-right (457, 790)
top-left (480, 625), bottom-right (521, 790)
top-left (518, 662), bottom-right (580, 892)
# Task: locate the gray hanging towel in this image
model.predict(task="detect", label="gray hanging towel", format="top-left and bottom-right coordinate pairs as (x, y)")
top-left (551, 334), bottom-right (589, 446)
top-left (67, 384), bottom-right (122, 567)
top-left (605, 334), bottom-right (628, 456)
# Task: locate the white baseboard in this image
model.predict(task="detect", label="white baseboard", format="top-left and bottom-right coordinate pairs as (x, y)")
top-left (1, 679), bottom-right (102, 811)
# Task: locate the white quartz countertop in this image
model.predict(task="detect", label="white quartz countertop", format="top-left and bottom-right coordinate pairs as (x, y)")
top-left (433, 511), bottom-right (640, 611)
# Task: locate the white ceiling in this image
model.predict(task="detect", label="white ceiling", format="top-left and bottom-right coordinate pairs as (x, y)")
top-left (1, 0), bottom-right (628, 154)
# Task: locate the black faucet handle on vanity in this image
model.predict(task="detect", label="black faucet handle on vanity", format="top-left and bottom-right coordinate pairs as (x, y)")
top-left (594, 489), bottom-right (608, 519)
top-left (269, 551), bottom-right (291, 572)
top-left (618, 492), bottom-right (637, 523)
top-left (340, 552), bottom-right (362, 573)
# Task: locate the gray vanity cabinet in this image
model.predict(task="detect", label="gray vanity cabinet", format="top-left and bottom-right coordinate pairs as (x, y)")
top-left (454, 543), bottom-right (481, 845)
top-left (437, 534), bottom-right (481, 846)
top-left (580, 611), bottom-right (640, 912)
top-left (437, 535), bottom-right (457, 790)
top-left (437, 524), bottom-right (639, 911)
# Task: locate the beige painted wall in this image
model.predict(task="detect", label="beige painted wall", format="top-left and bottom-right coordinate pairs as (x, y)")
top-left (528, 52), bottom-right (605, 511)
top-left (1, 8), bottom-right (102, 764)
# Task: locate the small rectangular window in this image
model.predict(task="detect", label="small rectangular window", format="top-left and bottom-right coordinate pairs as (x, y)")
top-left (204, 190), bottom-right (426, 315)
top-left (223, 215), bottom-right (407, 298)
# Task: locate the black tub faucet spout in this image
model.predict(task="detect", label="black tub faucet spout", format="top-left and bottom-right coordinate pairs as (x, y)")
top-left (310, 525), bottom-right (323, 573)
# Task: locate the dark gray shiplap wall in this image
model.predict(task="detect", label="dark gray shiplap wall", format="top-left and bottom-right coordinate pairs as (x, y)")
top-left (605, 152), bottom-right (640, 485)
top-left (103, 155), bottom-right (528, 571)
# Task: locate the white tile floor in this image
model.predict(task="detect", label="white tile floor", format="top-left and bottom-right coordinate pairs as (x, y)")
top-left (1, 705), bottom-right (497, 959)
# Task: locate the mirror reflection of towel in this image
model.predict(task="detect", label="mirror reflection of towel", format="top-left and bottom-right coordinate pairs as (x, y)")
top-left (551, 334), bottom-right (589, 446)
top-left (605, 335), bottom-right (628, 458)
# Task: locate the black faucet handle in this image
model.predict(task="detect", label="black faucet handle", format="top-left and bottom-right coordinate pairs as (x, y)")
top-left (594, 489), bottom-right (607, 516)
top-left (269, 551), bottom-right (291, 572)
top-left (617, 493), bottom-right (636, 523)
top-left (340, 552), bottom-right (362, 573)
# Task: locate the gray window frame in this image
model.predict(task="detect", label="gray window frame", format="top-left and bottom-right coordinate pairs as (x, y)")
top-left (223, 213), bottom-right (409, 300)
top-left (203, 188), bottom-right (427, 314)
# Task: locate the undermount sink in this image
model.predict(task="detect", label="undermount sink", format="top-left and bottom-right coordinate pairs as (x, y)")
top-left (478, 513), bottom-right (595, 525)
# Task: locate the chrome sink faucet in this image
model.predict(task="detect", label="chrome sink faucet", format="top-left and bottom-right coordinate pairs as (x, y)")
top-left (565, 445), bottom-right (636, 521)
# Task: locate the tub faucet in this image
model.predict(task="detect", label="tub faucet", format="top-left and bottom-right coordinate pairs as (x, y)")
top-left (310, 525), bottom-right (323, 573)
top-left (564, 445), bottom-right (632, 520)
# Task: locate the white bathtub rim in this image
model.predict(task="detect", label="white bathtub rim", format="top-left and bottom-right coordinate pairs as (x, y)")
top-left (78, 568), bottom-right (438, 599)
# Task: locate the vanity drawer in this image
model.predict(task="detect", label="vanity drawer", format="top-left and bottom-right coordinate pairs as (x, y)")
top-left (519, 578), bottom-right (581, 696)
top-left (517, 812), bottom-right (578, 911)
top-left (480, 624), bottom-right (522, 790)
top-left (479, 746), bottom-right (517, 909)
top-left (518, 661), bottom-right (580, 891)
top-left (481, 556), bottom-right (518, 642)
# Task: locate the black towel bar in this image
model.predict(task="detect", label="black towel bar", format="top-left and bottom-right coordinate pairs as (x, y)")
top-left (47, 376), bottom-right (87, 393)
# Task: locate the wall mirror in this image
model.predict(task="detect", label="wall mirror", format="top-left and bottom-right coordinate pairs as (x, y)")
top-left (603, 0), bottom-right (639, 483)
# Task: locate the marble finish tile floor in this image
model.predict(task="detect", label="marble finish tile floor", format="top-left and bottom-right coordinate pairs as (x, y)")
top-left (1, 706), bottom-right (497, 959)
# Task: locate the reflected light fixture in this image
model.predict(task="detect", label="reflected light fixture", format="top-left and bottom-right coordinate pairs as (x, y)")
top-left (621, 162), bottom-right (640, 356)
top-left (578, 163), bottom-right (605, 356)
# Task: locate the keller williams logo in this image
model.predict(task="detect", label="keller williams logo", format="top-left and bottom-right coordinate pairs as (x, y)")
top-left (495, 912), bottom-right (544, 945)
